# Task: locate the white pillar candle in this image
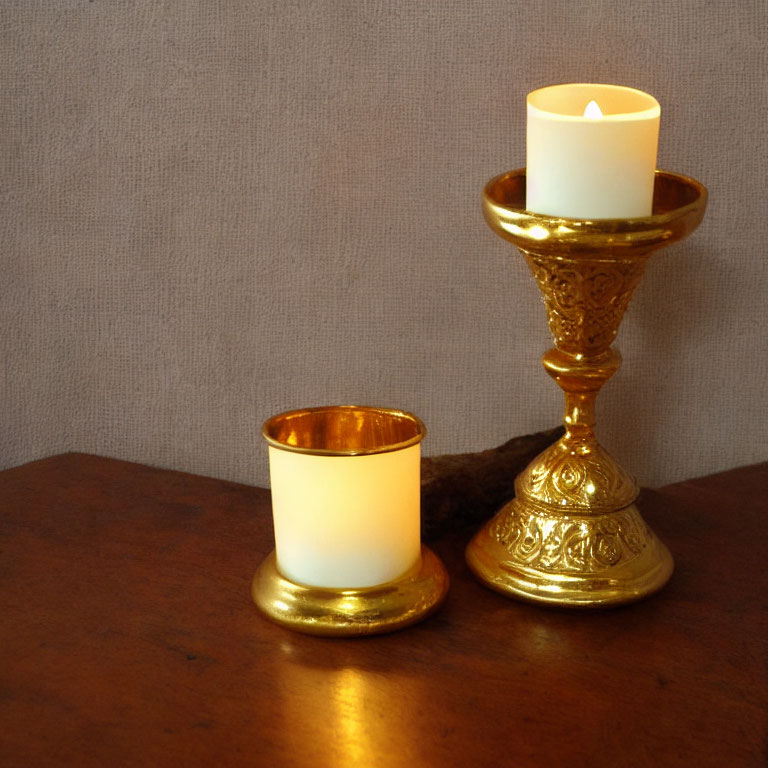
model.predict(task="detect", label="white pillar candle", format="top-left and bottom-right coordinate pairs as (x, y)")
top-left (526, 83), bottom-right (660, 219)
top-left (264, 406), bottom-right (424, 589)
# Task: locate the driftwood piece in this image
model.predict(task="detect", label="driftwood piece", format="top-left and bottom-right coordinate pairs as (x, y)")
top-left (420, 426), bottom-right (564, 539)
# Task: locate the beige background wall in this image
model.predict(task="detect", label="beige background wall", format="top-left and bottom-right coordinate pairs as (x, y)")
top-left (2, 1), bottom-right (766, 488)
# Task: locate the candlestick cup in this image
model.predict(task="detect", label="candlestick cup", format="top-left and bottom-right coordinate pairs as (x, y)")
top-left (466, 169), bottom-right (707, 607)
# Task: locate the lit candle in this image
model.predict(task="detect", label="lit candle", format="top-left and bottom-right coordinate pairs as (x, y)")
top-left (526, 83), bottom-right (660, 219)
top-left (263, 406), bottom-right (424, 588)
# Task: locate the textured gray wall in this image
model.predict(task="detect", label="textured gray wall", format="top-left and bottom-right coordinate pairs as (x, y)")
top-left (2, 1), bottom-right (767, 487)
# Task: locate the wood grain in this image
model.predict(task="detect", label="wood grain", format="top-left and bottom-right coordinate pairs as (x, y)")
top-left (0, 454), bottom-right (765, 767)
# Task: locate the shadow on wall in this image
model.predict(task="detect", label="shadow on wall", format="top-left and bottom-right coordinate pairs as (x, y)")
top-left (602, 237), bottom-right (738, 479)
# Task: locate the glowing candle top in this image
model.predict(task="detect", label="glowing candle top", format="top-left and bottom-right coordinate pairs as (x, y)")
top-left (526, 83), bottom-right (660, 219)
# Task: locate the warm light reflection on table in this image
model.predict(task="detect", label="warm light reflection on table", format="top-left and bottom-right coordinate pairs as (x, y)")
top-left (275, 655), bottom-right (428, 767)
top-left (332, 668), bottom-right (369, 766)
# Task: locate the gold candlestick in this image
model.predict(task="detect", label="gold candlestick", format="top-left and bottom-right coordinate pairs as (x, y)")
top-left (466, 169), bottom-right (707, 607)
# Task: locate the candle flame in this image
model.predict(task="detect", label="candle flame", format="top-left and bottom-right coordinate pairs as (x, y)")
top-left (583, 100), bottom-right (603, 119)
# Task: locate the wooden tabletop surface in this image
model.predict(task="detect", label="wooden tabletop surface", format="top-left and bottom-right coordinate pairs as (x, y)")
top-left (1, 454), bottom-right (766, 767)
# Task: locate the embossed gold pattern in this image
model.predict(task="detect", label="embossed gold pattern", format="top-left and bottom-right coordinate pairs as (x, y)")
top-left (517, 439), bottom-right (637, 514)
top-left (491, 499), bottom-right (647, 573)
top-left (526, 254), bottom-right (648, 356)
top-left (466, 169), bottom-right (707, 607)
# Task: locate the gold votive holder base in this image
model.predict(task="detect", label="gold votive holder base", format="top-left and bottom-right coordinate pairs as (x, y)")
top-left (253, 545), bottom-right (449, 636)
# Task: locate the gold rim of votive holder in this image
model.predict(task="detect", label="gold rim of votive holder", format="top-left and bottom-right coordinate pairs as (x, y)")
top-left (262, 405), bottom-right (427, 457)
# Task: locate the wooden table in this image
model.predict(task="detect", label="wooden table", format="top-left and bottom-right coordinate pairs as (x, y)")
top-left (1, 454), bottom-right (766, 767)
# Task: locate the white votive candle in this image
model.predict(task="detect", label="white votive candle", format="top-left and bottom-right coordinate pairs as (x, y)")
top-left (526, 83), bottom-right (660, 219)
top-left (263, 406), bottom-right (424, 589)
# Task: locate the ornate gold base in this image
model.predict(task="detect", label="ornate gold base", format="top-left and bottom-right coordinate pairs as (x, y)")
top-left (466, 498), bottom-right (673, 607)
top-left (252, 546), bottom-right (449, 636)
